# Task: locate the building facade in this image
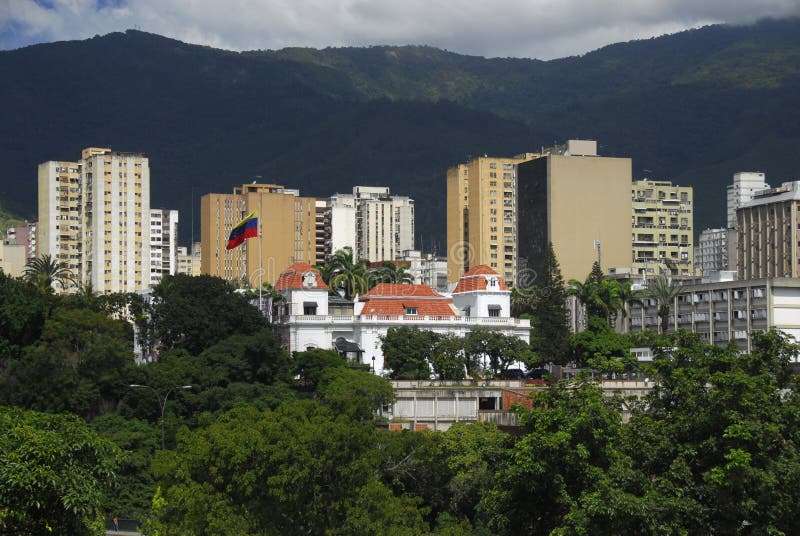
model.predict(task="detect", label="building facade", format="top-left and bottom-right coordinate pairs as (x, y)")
top-left (200, 183), bottom-right (319, 286)
top-left (326, 186), bottom-right (414, 263)
top-left (274, 263), bottom-right (530, 375)
top-left (446, 152), bottom-right (538, 287)
top-left (516, 140), bottom-right (632, 285)
top-left (176, 243), bottom-right (201, 276)
top-left (6, 221), bottom-right (37, 261)
top-left (396, 249), bottom-right (449, 292)
top-left (727, 171), bottom-right (769, 272)
top-left (696, 228), bottom-right (729, 277)
top-left (628, 277), bottom-right (800, 353)
top-left (631, 179), bottom-right (693, 276)
top-left (37, 147), bottom-right (151, 293)
top-left (737, 181), bottom-right (800, 280)
top-left (149, 209), bottom-right (179, 286)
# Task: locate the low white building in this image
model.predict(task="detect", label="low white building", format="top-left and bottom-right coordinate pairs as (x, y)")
top-left (274, 263), bottom-right (531, 374)
top-left (628, 277), bottom-right (800, 353)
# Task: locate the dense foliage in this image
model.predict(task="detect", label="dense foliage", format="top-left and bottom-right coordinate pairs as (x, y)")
top-left (4, 270), bottom-right (800, 534)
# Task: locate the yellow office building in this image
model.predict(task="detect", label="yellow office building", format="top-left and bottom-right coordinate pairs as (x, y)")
top-left (201, 183), bottom-right (320, 286)
top-left (516, 140), bottom-right (632, 284)
top-left (446, 153), bottom-right (538, 287)
top-left (631, 180), bottom-right (694, 276)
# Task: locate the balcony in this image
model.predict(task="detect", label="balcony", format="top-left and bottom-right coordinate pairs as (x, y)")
top-left (285, 314), bottom-right (530, 328)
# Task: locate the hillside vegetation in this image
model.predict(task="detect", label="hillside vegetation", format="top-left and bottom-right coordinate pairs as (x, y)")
top-left (1, 18), bottom-right (799, 245)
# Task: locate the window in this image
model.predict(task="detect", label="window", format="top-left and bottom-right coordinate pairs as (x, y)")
top-left (488, 306), bottom-right (501, 317)
top-left (405, 307), bottom-right (418, 315)
top-left (303, 303), bottom-right (317, 315)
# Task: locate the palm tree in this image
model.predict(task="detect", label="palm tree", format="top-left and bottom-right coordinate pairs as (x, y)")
top-left (373, 261), bottom-right (414, 284)
top-left (326, 247), bottom-right (369, 299)
top-left (23, 254), bottom-right (75, 294)
top-left (646, 275), bottom-right (681, 334)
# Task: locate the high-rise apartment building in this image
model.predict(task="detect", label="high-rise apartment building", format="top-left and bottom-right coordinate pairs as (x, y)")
top-left (727, 172), bottom-right (769, 272)
top-left (326, 186), bottom-right (414, 262)
top-left (696, 228), bottom-right (729, 277)
top-left (737, 181), bottom-right (800, 279)
top-left (446, 152), bottom-right (538, 287)
top-left (37, 147), bottom-right (151, 293)
top-left (150, 209), bottom-right (179, 286)
top-left (631, 179), bottom-right (693, 276)
top-left (516, 140), bottom-right (632, 285)
top-left (201, 183), bottom-right (319, 286)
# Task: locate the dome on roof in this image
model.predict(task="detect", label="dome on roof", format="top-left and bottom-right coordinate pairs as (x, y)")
top-left (454, 265), bottom-right (508, 293)
top-left (275, 262), bottom-right (328, 291)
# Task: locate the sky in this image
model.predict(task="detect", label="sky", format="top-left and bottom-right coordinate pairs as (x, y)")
top-left (2, 0), bottom-right (800, 59)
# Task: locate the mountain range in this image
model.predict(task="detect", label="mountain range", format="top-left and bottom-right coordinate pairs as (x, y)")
top-left (2, 18), bottom-right (800, 250)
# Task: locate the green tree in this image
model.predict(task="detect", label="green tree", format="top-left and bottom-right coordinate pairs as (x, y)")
top-left (150, 401), bottom-right (378, 535)
top-left (319, 367), bottom-right (394, 421)
top-left (570, 316), bottom-right (635, 373)
top-left (22, 253), bottom-right (75, 294)
top-left (8, 307), bottom-right (134, 418)
top-left (327, 247), bottom-right (370, 299)
top-left (0, 271), bottom-right (44, 363)
top-left (529, 243), bottom-right (571, 365)
top-left (151, 274), bottom-right (267, 355)
top-left (292, 348), bottom-right (348, 390)
top-left (464, 327), bottom-right (533, 376)
top-left (623, 330), bottom-right (800, 534)
top-left (381, 326), bottom-right (438, 379)
top-left (645, 275), bottom-right (681, 333)
top-left (91, 413), bottom-right (160, 519)
top-left (479, 378), bottom-right (646, 534)
top-left (372, 261), bottom-right (414, 284)
top-left (431, 333), bottom-right (467, 380)
top-left (0, 407), bottom-right (120, 535)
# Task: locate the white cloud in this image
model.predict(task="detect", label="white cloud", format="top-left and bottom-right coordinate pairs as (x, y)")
top-left (2, 0), bottom-right (800, 58)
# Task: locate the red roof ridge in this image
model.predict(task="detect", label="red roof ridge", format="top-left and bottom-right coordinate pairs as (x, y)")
top-left (275, 262), bottom-right (328, 290)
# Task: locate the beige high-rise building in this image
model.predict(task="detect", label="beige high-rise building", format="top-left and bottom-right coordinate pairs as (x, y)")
top-left (38, 147), bottom-right (151, 293)
top-left (37, 160), bottom-right (82, 283)
top-left (446, 152), bottom-right (538, 287)
top-left (737, 181), bottom-right (800, 279)
top-left (201, 183), bottom-right (319, 286)
top-left (631, 180), bottom-right (694, 276)
top-left (516, 140), bottom-right (632, 285)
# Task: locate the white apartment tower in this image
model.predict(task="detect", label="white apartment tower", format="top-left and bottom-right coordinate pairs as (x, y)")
top-left (326, 186), bottom-right (414, 262)
top-left (726, 172), bottom-right (769, 273)
top-left (696, 228), bottom-right (729, 277)
top-left (150, 209), bottom-right (179, 286)
top-left (38, 147), bottom-right (151, 293)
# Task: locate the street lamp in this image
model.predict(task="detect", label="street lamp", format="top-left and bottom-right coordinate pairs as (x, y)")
top-left (129, 384), bottom-right (193, 449)
top-left (371, 356), bottom-right (375, 373)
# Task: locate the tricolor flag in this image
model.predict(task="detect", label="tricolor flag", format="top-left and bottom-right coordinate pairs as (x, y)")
top-left (226, 211), bottom-right (258, 250)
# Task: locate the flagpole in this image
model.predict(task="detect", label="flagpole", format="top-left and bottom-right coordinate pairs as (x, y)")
top-left (258, 210), bottom-right (263, 313)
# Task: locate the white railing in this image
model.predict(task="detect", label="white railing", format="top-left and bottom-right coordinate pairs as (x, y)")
top-left (287, 314), bottom-right (530, 327)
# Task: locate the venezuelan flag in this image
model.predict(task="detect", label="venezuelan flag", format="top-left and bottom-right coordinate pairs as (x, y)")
top-left (226, 211), bottom-right (258, 250)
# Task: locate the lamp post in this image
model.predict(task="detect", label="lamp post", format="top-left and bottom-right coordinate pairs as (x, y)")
top-left (371, 356), bottom-right (375, 373)
top-left (129, 384), bottom-right (193, 449)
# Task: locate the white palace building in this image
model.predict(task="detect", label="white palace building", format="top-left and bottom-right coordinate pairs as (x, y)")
top-left (273, 263), bottom-right (531, 374)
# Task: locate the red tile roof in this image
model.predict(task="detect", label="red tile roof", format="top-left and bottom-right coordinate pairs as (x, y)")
top-left (463, 265), bottom-right (500, 277)
top-left (360, 299), bottom-right (458, 317)
top-left (275, 262), bottom-right (329, 291)
top-left (360, 283), bottom-right (457, 317)
top-left (362, 283), bottom-right (442, 298)
top-left (453, 265), bottom-right (509, 293)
